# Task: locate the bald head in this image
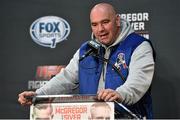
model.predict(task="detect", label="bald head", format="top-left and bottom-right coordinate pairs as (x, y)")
top-left (90, 3), bottom-right (120, 46)
top-left (90, 3), bottom-right (117, 18)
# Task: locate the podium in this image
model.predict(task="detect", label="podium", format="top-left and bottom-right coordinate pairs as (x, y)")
top-left (29, 95), bottom-right (140, 120)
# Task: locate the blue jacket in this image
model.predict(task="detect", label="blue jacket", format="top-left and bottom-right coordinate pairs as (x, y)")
top-left (79, 33), bottom-right (154, 118)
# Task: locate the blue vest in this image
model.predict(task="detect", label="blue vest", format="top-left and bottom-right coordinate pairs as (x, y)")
top-left (79, 33), bottom-right (154, 118)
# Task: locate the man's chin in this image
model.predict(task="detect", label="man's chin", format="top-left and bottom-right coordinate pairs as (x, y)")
top-left (99, 40), bottom-right (111, 46)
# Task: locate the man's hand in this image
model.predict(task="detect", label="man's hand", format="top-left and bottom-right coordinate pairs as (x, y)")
top-left (18, 91), bottom-right (36, 106)
top-left (97, 89), bottom-right (123, 102)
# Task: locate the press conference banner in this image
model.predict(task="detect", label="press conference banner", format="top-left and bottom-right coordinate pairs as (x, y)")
top-left (30, 102), bottom-right (114, 120)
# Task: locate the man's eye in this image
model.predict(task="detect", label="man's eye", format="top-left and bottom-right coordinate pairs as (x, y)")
top-left (91, 24), bottom-right (97, 27)
top-left (103, 20), bottom-right (109, 24)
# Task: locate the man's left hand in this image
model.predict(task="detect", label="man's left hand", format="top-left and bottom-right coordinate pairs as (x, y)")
top-left (97, 89), bottom-right (122, 102)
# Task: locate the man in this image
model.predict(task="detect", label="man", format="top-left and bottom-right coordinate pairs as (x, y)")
top-left (89, 102), bottom-right (112, 120)
top-left (31, 103), bottom-right (54, 120)
top-left (18, 3), bottom-right (155, 118)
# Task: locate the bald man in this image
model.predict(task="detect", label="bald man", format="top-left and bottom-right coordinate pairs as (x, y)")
top-left (18, 3), bottom-right (155, 119)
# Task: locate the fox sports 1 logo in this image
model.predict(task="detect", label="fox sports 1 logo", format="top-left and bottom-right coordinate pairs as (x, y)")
top-left (30, 16), bottom-right (70, 48)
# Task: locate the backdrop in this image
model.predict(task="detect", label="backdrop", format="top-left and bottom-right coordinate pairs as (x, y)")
top-left (0, 0), bottom-right (180, 118)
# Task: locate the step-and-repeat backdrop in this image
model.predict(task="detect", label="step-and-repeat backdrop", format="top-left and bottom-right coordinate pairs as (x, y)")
top-left (0, 0), bottom-right (180, 118)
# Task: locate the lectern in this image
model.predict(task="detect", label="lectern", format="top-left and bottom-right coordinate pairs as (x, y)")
top-left (29, 95), bottom-right (139, 120)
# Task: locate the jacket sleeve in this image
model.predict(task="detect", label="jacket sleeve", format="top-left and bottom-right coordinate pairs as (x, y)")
top-left (35, 49), bottom-right (80, 95)
top-left (116, 41), bottom-right (155, 105)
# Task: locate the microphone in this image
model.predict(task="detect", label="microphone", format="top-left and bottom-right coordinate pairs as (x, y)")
top-left (79, 40), bottom-right (101, 61)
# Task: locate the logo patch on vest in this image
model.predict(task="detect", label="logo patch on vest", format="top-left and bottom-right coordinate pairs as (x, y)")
top-left (114, 53), bottom-right (128, 69)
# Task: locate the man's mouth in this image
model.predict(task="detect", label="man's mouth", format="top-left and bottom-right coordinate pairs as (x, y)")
top-left (99, 33), bottom-right (108, 39)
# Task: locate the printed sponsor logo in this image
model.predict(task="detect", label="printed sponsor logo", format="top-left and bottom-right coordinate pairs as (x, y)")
top-left (30, 16), bottom-right (71, 48)
top-left (28, 65), bottom-right (65, 90)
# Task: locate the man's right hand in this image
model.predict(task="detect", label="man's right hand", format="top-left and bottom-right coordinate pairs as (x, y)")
top-left (18, 91), bottom-right (36, 106)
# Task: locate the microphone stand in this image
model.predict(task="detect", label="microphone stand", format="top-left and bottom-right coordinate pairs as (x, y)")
top-left (79, 49), bottom-right (94, 62)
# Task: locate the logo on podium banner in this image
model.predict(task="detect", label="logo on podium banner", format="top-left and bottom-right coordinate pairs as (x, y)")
top-left (30, 16), bottom-right (71, 48)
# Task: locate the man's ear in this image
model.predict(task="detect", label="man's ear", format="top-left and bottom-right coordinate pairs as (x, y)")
top-left (91, 33), bottom-right (96, 39)
top-left (116, 14), bottom-right (120, 27)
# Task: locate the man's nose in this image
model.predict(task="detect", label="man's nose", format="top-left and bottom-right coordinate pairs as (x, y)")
top-left (98, 24), bottom-right (105, 32)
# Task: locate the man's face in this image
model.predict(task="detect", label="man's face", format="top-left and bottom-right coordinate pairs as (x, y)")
top-left (90, 7), bottom-right (120, 46)
top-left (91, 106), bottom-right (111, 120)
top-left (34, 105), bottom-right (53, 120)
